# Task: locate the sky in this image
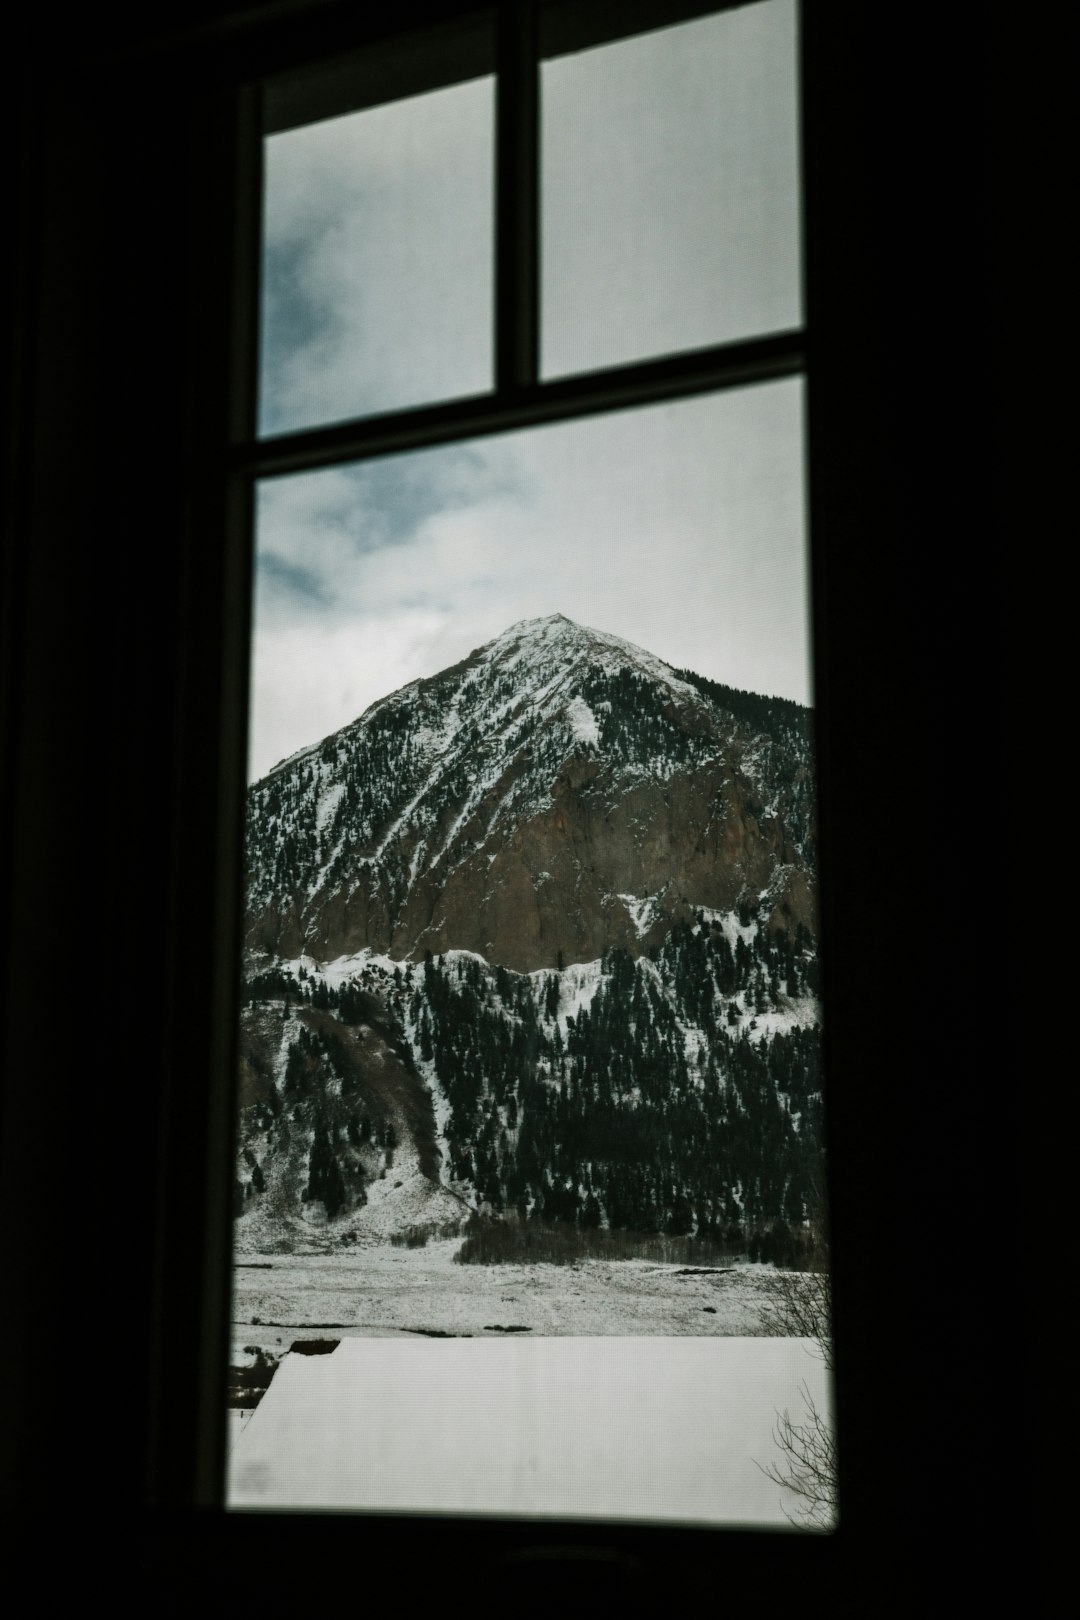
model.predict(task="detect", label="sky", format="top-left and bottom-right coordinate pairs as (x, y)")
top-left (259, 74), bottom-right (493, 434)
top-left (250, 0), bottom-right (805, 782)
top-left (541, 0), bottom-right (800, 376)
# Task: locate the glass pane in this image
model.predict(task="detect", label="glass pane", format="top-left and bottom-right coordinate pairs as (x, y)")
top-left (230, 382), bottom-right (834, 1527)
top-left (258, 76), bottom-right (494, 436)
top-left (541, 0), bottom-right (801, 377)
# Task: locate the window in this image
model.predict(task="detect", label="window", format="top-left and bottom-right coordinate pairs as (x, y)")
top-left (229, 0), bottom-right (827, 1525)
top-left (3, 0), bottom-right (1019, 1601)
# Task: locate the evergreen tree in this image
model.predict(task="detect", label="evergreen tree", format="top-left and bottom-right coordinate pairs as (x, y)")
top-left (545, 973), bottom-right (560, 1019)
top-left (324, 1155), bottom-right (346, 1219)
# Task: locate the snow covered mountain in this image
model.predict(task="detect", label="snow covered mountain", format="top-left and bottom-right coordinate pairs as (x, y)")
top-left (245, 613), bottom-right (816, 973)
top-left (235, 616), bottom-right (822, 1254)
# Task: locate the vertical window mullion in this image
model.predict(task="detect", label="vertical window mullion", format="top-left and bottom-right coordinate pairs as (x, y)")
top-left (495, 0), bottom-right (539, 394)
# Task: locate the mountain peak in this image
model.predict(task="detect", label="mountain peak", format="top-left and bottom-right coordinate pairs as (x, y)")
top-left (488, 611), bottom-right (587, 647)
top-left (495, 611), bottom-right (626, 644)
top-left (245, 616), bottom-right (816, 972)
top-left (475, 613), bottom-right (696, 705)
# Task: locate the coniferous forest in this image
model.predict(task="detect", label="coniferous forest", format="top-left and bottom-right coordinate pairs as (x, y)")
top-left (238, 911), bottom-right (823, 1264)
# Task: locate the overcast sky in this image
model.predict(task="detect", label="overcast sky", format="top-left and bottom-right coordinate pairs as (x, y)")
top-left (541, 0), bottom-right (799, 376)
top-left (250, 0), bottom-right (805, 782)
top-left (259, 74), bottom-right (493, 433)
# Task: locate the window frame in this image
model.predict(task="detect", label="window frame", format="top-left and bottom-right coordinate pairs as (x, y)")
top-left (242, 2), bottom-right (806, 472)
top-left (239, 0), bottom-right (822, 1528)
top-left (229, 0), bottom-right (815, 1526)
top-left (2, 0), bottom-right (1021, 1603)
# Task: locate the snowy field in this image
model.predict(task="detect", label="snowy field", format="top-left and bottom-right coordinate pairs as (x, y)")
top-left (231, 1240), bottom-right (781, 1355)
top-left (228, 1334), bottom-right (832, 1525)
top-left (229, 1243), bottom-right (834, 1526)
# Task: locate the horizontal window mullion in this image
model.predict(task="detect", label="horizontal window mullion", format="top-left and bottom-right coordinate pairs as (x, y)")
top-left (234, 327), bottom-right (806, 478)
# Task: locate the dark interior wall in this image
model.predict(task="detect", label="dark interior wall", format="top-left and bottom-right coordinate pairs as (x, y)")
top-left (804, 8), bottom-right (1022, 1581)
top-left (1, 49), bottom-right (223, 1511)
top-left (2, 2), bottom-right (1024, 1607)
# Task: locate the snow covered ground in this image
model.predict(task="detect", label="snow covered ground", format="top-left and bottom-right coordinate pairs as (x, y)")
top-left (231, 1240), bottom-right (782, 1353)
top-left (227, 1333), bottom-right (833, 1525)
top-left (229, 1244), bottom-right (835, 1525)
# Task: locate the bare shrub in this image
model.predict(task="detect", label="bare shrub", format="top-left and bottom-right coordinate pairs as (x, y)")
top-left (756, 1235), bottom-right (837, 1527)
top-left (759, 1261), bottom-right (833, 1369)
top-left (390, 1224), bottom-right (431, 1248)
top-left (760, 1381), bottom-right (837, 1530)
top-left (390, 1218), bottom-right (466, 1248)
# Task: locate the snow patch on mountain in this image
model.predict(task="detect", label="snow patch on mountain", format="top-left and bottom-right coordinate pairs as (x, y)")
top-left (550, 958), bottom-right (604, 1032)
top-left (618, 891), bottom-right (665, 938)
top-left (698, 906), bottom-right (758, 950)
top-left (565, 693), bottom-right (600, 749)
top-left (316, 780), bottom-right (345, 833)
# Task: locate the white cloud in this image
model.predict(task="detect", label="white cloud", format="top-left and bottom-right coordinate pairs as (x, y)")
top-left (260, 75), bottom-right (494, 433)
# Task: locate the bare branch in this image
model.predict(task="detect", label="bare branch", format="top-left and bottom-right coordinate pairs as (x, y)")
top-left (757, 1381), bottom-right (837, 1529)
top-left (757, 1260), bottom-right (834, 1372)
top-left (755, 1240), bottom-right (837, 1526)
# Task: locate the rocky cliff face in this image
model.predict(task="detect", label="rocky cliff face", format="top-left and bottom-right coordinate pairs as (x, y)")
top-left (244, 614), bottom-right (816, 974)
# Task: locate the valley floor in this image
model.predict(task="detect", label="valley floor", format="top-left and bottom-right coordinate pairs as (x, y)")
top-left (231, 1239), bottom-right (779, 1356)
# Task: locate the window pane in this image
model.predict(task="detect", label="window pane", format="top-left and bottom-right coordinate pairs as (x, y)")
top-left (258, 76), bottom-right (494, 436)
top-left (230, 383), bottom-right (833, 1526)
top-left (541, 0), bottom-right (801, 377)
